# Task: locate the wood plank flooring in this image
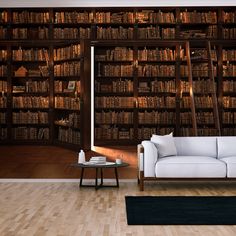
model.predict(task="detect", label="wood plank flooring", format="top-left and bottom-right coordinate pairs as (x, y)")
top-left (1, 181), bottom-right (236, 236)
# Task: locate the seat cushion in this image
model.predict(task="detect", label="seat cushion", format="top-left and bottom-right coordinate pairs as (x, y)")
top-left (173, 137), bottom-right (217, 158)
top-left (217, 137), bottom-right (236, 159)
top-left (155, 156), bottom-right (226, 178)
top-left (220, 157), bottom-right (236, 178)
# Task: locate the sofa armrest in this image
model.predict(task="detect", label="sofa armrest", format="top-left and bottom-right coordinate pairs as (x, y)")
top-left (141, 141), bottom-right (158, 177)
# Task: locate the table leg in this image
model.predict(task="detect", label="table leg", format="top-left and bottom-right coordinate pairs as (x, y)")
top-left (101, 168), bottom-right (103, 186)
top-left (80, 167), bottom-right (84, 187)
top-left (115, 167), bottom-right (119, 187)
top-left (95, 168), bottom-right (98, 189)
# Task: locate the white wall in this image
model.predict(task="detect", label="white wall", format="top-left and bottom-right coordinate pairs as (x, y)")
top-left (0, 0), bottom-right (235, 7)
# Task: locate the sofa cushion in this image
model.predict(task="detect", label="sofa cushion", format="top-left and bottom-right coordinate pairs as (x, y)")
top-left (155, 156), bottom-right (226, 178)
top-left (174, 137), bottom-right (217, 158)
top-left (220, 157), bottom-right (236, 178)
top-left (217, 137), bottom-right (236, 159)
top-left (151, 133), bottom-right (177, 158)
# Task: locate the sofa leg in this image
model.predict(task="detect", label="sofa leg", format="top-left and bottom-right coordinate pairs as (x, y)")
top-left (139, 171), bottom-right (144, 191)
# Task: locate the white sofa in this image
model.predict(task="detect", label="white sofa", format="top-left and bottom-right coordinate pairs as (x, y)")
top-left (137, 135), bottom-right (236, 191)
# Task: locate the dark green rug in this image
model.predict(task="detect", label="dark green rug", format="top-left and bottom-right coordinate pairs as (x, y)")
top-left (125, 196), bottom-right (236, 225)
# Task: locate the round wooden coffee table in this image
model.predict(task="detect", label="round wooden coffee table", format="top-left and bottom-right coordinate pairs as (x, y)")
top-left (71, 162), bottom-right (129, 190)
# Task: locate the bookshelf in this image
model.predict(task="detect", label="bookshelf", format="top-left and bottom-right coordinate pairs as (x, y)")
top-left (0, 6), bottom-right (235, 148)
top-left (53, 43), bottom-right (82, 146)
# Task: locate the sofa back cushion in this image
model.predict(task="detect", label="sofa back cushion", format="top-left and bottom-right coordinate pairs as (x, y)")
top-left (174, 137), bottom-right (217, 158)
top-left (217, 137), bottom-right (236, 159)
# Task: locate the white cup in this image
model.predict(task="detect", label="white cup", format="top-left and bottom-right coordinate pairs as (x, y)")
top-left (116, 159), bottom-right (122, 164)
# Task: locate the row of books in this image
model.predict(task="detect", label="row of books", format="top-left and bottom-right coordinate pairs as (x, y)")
top-left (55, 11), bottom-right (93, 23)
top-left (138, 48), bottom-right (176, 61)
top-left (222, 128), bottom-right (236, 136)
top-left (54, 62), bottom-right (80, 77)
top-left (12, 27), bottom-right (49, 40)
top-left (54, 44), bottom-right (80, 61)
top-left (223, 11), bottom-right (236, 23)
top-left (222, 112), bottom-right (236, 123)
top-left (223, 28), bottom-right (236, 39)
top-left (223, 96), bottom-right (236, 108)
top-left (179, 26), bottom-right (217, 39)
top-left (136, 11), bottom-right (175, 24)
top-left (181, 80), bottom-right (216, 93)
top-left (0, 65), bottom-right (7, 76)
top-left (2, 26), bottom-right (234, 40)
top-left (0, 112), bottom-right (6, 123)
top-left (223, 81), bottom-right (236, 92)
top-left (12, 48), bottom-right (49, 62)
top-left (0, 11), bottom-right (7, 23)
top-left (57, 127), bottom-right (80, 144)
top-left (53, 28), bottom-right (91, 39)
top-left (0, 80), bottom-right (7, 92)
top-left (138, 127), bottom-right (173, 140)
top-left (95, 111), bottom-right (133, 124)
top-left (137, 27), bottom-right (175, 39)
top-left (12, 96), bottom-right (49, 108)
top-left (138, 65), bottom-right (175, 77)
top-left (180, 11), bottom-right (217, 23)
top-left (222, 49), bottom-right (236, 61)
top-left (95, 126), bottom-right (134, 140)
top-left (138, 111), bottom-right (176, 124)
top-left (0, 27), bottom-right (7, 39)
top-left (0, 50), bottom-right (7, 61)
top-left (180, 112), bottom-right (192, 124)
top-left (96, 27), bottom-right (134, 40)
top-left (180, 128), bottom-right (218, 136)
top-left (55, 96), bottom-right (80, 110)
top-left (0, 128), bottom-right (7, 140)
top-left (98, 64), bottom-right (133, 77)
top-left (138, 81), bottom-right (176, 93)
top-left (12, 111), bottom-right (49, 124)
top-left (95, 12), bottom-right (134, 23)
top-left (95, 97), bottom-right (134, 108)
top-left (95, 80), bottom-right (133, 93)
top-left (55, 112), bottom-right (80, 128)
top-left (223, 64), bottom-right (236, 77)
top-left (13, 127), bottom-right (49, 140)
top-left (138, 96), bottom-right (176, 108)
top-left (196, 112), bottom-right (214, 124)
top-left (0, 97), bottom-right (7, 108)
top-left (12, 11), bottom-right (50, 23)
top-left (12, 81), bottom-right (49, 93)
top-left (95, 47), bottom-right (133, 61)
top-left (180, 64), bottom-right (217, 77)
top-left (4, 10), bottom-right (236, 24)
top-left (195, 96), bottom-right (213, 108)
top-left (54, 81), bottom-right (80, 93)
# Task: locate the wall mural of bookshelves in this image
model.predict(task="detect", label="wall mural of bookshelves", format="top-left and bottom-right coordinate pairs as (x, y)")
top-left (11, 45), bottom-right (50, 142)
top-left (0, 7), bottom-right (236, 148)
top-left (53, 43), bottom-right (82, 147)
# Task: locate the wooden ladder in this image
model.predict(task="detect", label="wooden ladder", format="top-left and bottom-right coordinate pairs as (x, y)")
top-left (185, 40), bottom-right (221, 136)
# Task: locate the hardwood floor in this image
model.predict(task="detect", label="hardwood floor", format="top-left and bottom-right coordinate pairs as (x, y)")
top-left (1, 181), bottom-right (236, 236)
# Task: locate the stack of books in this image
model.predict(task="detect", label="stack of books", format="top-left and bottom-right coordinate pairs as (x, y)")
top-left (87, 156), bottom-right (106, 165)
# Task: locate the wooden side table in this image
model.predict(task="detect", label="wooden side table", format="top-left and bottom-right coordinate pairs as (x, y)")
top-left (71, 162), bottom-right (129, 190)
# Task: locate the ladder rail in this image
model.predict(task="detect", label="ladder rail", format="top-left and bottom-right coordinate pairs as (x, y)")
top-left (185, 41), bottom-right (198, 136)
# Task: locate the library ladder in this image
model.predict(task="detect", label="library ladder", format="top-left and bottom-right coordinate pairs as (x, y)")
top-left (185, 40), bottom-right (221, 136)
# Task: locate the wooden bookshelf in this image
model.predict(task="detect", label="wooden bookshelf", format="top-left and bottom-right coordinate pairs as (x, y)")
top-left (0, 6), bottom-right (236, 148)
